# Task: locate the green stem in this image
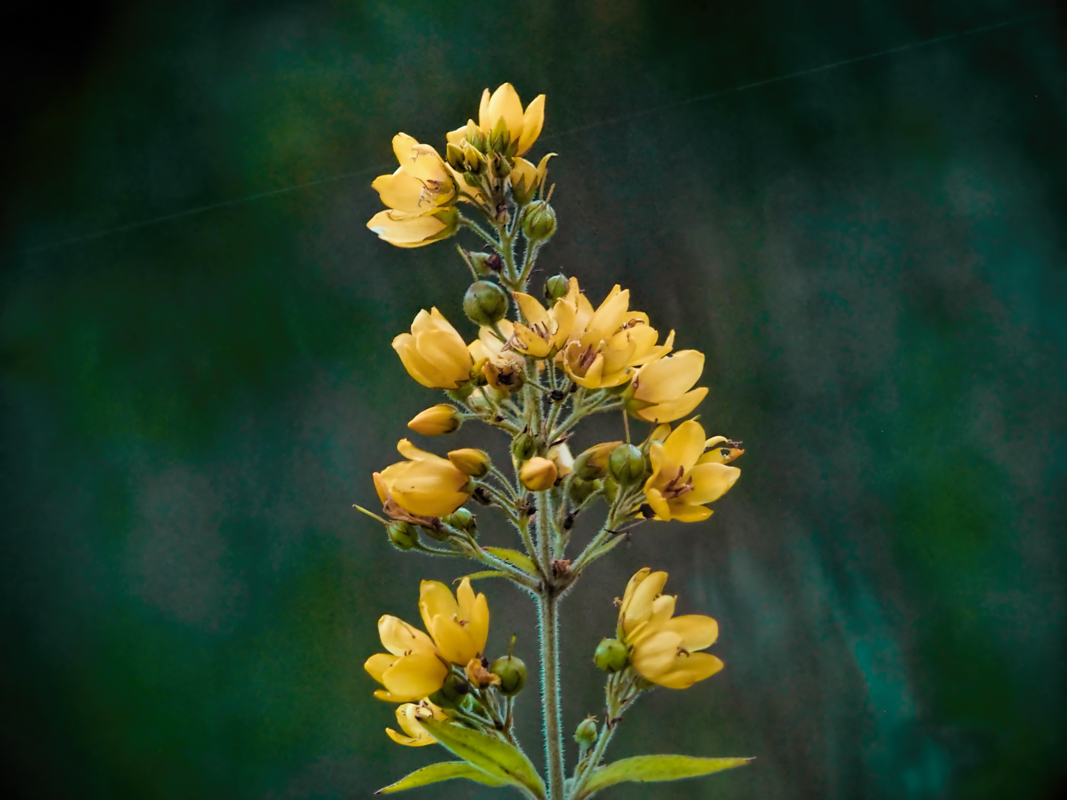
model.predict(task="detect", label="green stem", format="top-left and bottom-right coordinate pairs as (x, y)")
top-left (458, 214), bottom-right (499, 250)
top-left (538, 586), bottom-right (565, 800)
top-left (537, 492), bottom-right (565, 800)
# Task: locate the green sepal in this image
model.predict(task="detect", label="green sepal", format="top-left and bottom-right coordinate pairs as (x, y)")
top-left (420, 718), bottom-right (547, 798)
top-left (483, 546), bottom-right (539, 576)
top-left (576, 755), bottom-right (753, 799)
top-left (376, 761), bottom-right (507, 794)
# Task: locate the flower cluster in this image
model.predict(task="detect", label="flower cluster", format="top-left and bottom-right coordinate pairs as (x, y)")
top-left (357, 83), bottom-right (751, 799)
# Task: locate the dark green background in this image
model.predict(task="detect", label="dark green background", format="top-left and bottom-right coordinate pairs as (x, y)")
top-left (3, 1), bottom-right (1065, 798)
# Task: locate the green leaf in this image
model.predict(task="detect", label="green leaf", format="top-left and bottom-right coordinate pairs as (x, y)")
top-left (483, 547), bottom-right (539, 577)
top-left (456, 571), bottom-right (513, 582)
top-left (376, 761), bottom-right (507, 794)
top-left (420, 718), bottom-right (547, 799)
top-left (577, 755), bottom-right (753, 798)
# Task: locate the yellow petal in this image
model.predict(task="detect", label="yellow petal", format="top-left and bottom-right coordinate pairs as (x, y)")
top-left (364, 652), bottom-right (398, 684)
top-left (653, 652), bottom-right (724, 689)
top-left (634, 350), bottom-right (705, 403)
top-left (661, 614), bottom-right (719, 651)
top-left (486, 83), bottom-right (524, 142)
top-left (663, 420), bottom-right (707, 474)
top-left (619, 568), bottom-right (651, 620)
top-left (632, 630), bottom-right (683, 679)
top-left (478, 88), bottom-right (491, 130)
top-left (455, 579), bottom-right (490, 655)
top-left (419, 580), bottom-right (459, 633)
top-left (687, 462), bottom-right (740, 505)
top-left (367, 210), bottom-right (448, 248)
top-left (587, 286), bottom-right (630, 335)
top-left (513, 292), bottom-right (550, 327)
top-left (378, 614), bottom-right (436, 656)
top-left (643, 486), bottom-right (672, 521)
top-left (392, 334), bottom-right (436, 388)
top-left (371, 169), bottom-right (426, 213)
top-left (381, 652), bottom-right (448, 700)
top-left (664, 504), bottom-right (713, 523)
top-left (429, 613), bottom-right (478, 665)
top-left (446, 126), bottom-right (466, 147)
top-left (624, 570), bottom-right (669, 631)
top-left (397, 438), bottom-right (445, 463)
top-left (635, 387), bottom-right (708, 424)
top-left (516, 94), bottom-right (546, 155)
top-left (391, 132), bottom-right (419, 165)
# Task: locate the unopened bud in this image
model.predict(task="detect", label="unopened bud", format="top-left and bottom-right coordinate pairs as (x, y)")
top-left (574, 717), bottom-right (598, 746)
top-left (445, 142), bottom-right (466, 171)
top-left (387, 521), bottom-right (417, 551)
top-left (489, 116), bottom-right (510, 153)
top-left (448, 448), bottom-right (490, 478)
top-left (567, 476), bottom-right (600, 506)
top-left (573, 441), bottom-right (623, 481)
top-left (489, 655), bottom-right (527, 696)
top-left (468, 251), bottom-right (504, 277)
top-left (544, 273), bottom-right (569, 303)
top-left (465, 122), bottom-right (486, 153)
top-left (490, 153), bottom-right (512, 180)
top-left (462, 141), bottom-right (486, 173)
top-left (522, 201), bottom-right (557, 242)
top-left (408, 404), bottom-right (461, 436)
top-left (608, 444), bottom-right (646, 486)
top-left (442, 507), bottom-right (476, 535)
top-left (463, 281), bottom-right (509, 327)
top-left (511, 432), bottom-right (538, 463)
top-left (594, 638), bottom-right (630, 674)
top-left (430, 673), bottom-right (470, 710)
top-left (520, 457), bottom-right (558, 492)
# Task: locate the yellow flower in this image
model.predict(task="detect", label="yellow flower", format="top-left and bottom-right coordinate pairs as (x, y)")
top-left (468, 320), bottom-right (526, 393)
top-left (364, 615), bottom-right (449, 702)
top-left (559, 284), bottom-right (674, 389)
top-left (368, 134), bottom-right (461, 248)
top-left (510, 153), bottom-right (556, 205)
top-left (364, 577), bottom-right (490, 704)
top-left (374, 439), bottom-right (472, 518)
top-left (419, 577), bottom-right (490, 666)
top-left (642, 420), bottom-right (740, 522)
top-left (509, 278), bottom-right (580, 358)
top-left (618, 568), bottom-right (723, 689)
top-left (447, 83), bottom-right (546, 157)
top-left (387, 701), bottom-right (448, 747)
top-left (393, 308), bottom-right (474, 389)
top-left (626, 350), bottom-right (708, 423)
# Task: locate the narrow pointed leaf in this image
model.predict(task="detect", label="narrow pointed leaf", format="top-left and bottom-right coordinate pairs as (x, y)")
top-left (420, 718), bottom-right (547, 798)
top-left (376, 761), bottom-right (507, 794)
top-left (577, 755), bottom-right (752, 798)
top-left (455, 571), bottom-right (512, 582)
top-left (483, 547), bottom-right (539, 576)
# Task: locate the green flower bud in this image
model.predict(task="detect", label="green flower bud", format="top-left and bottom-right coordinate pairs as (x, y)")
top-left (429, 673), bottom-right (471, 710)
top-left (443, 507), bottom-right (476, 535)
top-left (489, 116), bottom-right (510, 153)
top-left (522, 201), bottom-right (557, 242)
top-left (573, 441), bottom-right (622, 481)
top-left (465, 122), bottom-right (487, 153)
top-left (603, 475), bottom-right (620, 505)
top-left (490, 153), bottom-right (512, 180)
top-left (574, 717), bottom-right (599, 746)
top-left (462, 142), bottom-right (486, 174)
top-left (594, 638), bottom-right (630, 674)
top-left (511, 432), bottom-right (538, 462)
top-left (463, 281), bottom-right (509, 327)
top-left (445, 142), bottom-right (466, 171)
top-left (387, 521), bottom-right (417, 551)
top-left (489, 655), bottom-right (527, 696)
top-left (566, 476), bottom-right (600, 506)
top-left (608, 444), bottom-right (647, 486)
top-left (544, 273), bottom-right (569, 303)
top-left (468, 251), bottom-right (504, 276)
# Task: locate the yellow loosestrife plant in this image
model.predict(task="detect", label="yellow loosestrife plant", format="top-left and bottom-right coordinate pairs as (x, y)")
top-left (357, 83), bottom-right (753, 799)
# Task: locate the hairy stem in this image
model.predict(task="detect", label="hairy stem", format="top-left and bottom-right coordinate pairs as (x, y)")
top-left (537, 493), bottom-right (565, 800)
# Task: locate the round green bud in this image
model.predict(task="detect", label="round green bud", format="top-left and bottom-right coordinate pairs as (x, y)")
top-left (510, 432), bottom-right (538, 463)
top-left (594, 638), bottom-right (630, 674)
top-left (463, 281), bottom-right (509, 327)
top-left (608, 444), bottom-right (647, 486)
top-left (443, 507), bottom-right (476, 535)
top-left (522, 201), bottom-right (557, 242)
top-left (566, 476), bottom-right (600, 506)
top-left (574, 717), bottom-right (599, 746)
top-left (429, 673), bottom-right (470, 710)
top-left (489, 655), bottom-right (527, 696)
top-left (544, 273), bottom-right (569, 303)
top-left (387, 521), bottom-right (417, 551)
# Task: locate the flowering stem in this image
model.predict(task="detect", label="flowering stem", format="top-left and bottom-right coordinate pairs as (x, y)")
top-left (537, 492), bottom-right (566, 800)
top-left (458, 214), bottom-right (499, 251)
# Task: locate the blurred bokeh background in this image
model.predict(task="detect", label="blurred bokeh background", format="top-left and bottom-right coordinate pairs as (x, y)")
top-left (3, 1), bottom-right (1065, 798)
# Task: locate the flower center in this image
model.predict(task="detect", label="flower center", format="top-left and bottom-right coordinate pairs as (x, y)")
top-left (662, 466), bottom-right (693, 500)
